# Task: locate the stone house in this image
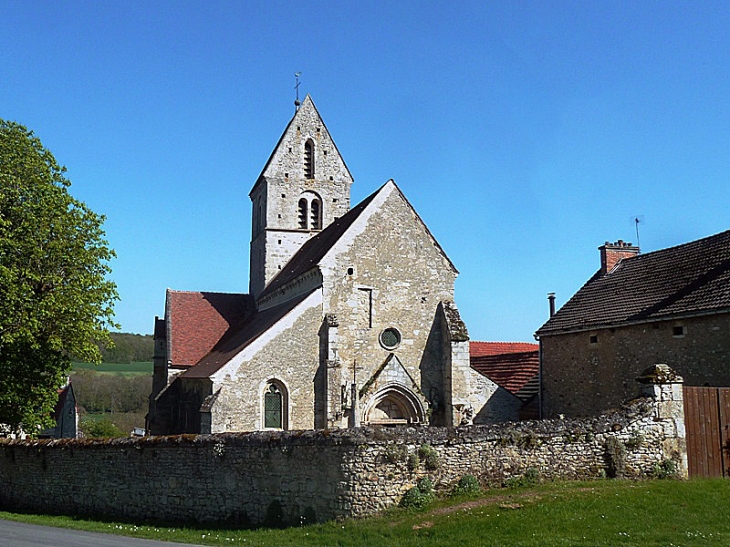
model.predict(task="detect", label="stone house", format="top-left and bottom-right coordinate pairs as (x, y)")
top-left (536, 231), bottom-right (730, 418)
top-left (147, 96), bottom-right (513, 434)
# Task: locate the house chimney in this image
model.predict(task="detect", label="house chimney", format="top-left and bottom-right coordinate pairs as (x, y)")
top-left (547, 292), bottom-right (556, 317)
top-left (599, 240), bottom-right (639, 274)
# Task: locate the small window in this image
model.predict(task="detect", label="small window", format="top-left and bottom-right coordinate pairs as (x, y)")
top-left (673, 326), bottom-right (685, 337)
top-left (304, 140), bottom-right (314, 179)
top-left (298, 198), bottom-right (308, 229)
top-left (589, 334), bottom-right (598, 344)
top-left (310, 198), bottom-right (321, 230)
top-left (264, 383), bottom-right (283, 429)
top-left (380, 328), bottom-right (401, 350)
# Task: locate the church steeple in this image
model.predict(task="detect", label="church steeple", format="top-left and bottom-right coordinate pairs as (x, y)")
top-left (249, 96), bottom-right (353, 299)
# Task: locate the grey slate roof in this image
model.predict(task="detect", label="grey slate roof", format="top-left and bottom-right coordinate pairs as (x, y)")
top-left (536, 229), bottom-right (730, 336)
top-left (258, 187), bottom-right (379, 299)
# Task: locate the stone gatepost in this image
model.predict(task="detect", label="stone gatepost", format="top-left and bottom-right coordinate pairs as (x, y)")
top-left (636, 364), bottom-right (688, 479)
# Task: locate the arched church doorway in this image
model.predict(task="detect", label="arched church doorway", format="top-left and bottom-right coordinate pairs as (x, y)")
top-left (364, 385), bottom-right (425, 426)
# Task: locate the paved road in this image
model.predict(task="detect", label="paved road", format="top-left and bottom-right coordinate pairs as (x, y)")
top-left (0, 519), bottom-right (205, 547)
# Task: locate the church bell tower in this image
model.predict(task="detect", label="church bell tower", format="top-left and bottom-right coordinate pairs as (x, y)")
top-left (249, 95), bottom-right (354, 299)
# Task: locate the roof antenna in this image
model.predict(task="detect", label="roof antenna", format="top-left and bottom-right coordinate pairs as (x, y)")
top-left (294, 72), bottom-right (302, 111)
top-left (634, 216), bottom-right (642, 250)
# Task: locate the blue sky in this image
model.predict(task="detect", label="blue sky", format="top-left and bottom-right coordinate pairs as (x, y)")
top-left (2, 1), bottom-right (730, 342)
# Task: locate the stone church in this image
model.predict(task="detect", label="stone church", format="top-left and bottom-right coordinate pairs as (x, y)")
top-left (147, 96), bottom-right (515, 434)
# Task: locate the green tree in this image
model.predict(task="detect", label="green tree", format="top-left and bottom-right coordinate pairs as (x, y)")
top-left (0, 119), bottom-right (118, 433)
top-left (80, 417), bottom-right (124, 438)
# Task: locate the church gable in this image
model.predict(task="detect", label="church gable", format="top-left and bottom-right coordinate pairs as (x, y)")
top-left (256, 95), bottom-right (353, 188)
top-left (249, 96), bottom-right (355, 298)
top-left (320, 180), bottom-right (457, 293)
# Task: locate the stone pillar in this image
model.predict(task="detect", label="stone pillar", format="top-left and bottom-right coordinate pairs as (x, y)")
top-left (323, 314), bottom-right (343, 428)
top-left (439, 301), bottom-right (472, 426)
top-left (636, 364), bottom-right (688, 479)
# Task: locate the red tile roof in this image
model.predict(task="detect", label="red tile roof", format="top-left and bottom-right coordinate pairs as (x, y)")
top-left (167, 290), bottom-right (254, 368)
top-left (470, 341), bottom-right (538, 358)
top-left (470, 341), bottom-right (539, 400)
top-left (181, 291), bottom-right (315, 379)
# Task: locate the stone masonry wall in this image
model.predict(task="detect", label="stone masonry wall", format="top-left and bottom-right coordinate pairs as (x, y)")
top-left (320, 184), bottom-right (458, 427)
top-left (541, 313), bottom-right (730, 418)
top-left (0, 389), bottom-right (685, 527)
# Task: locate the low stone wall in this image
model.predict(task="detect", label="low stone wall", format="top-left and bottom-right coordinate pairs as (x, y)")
top-left (0, 385), bottom-right (686, 527)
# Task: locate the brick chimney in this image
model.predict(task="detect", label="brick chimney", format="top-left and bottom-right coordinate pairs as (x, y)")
top-left (599, 240), bottom-right (639, 274)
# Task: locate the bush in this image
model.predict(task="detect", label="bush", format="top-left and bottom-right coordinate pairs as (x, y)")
top-left (416, 477), bottom-right (433, 495)
top-left (506, 467), bottom-right (541, 488)
top-left (407, 452), bottom-right (419, 472)
top-left (418, 443), bottom-right (440, 470)
top-left (452, 474), bottom-right (481, 496)
top-left (400, 481), bottom-right (434, 509)
top-left (652, 459), bottom-right (678, 479)
top-left (81, 417), bottom-right (124, 438)
top-left (384, 443), bottom-right (407, 464)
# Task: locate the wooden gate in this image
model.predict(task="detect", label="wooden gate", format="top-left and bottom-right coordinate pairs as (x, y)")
top-left (683, 386), bottom-right (730, 478)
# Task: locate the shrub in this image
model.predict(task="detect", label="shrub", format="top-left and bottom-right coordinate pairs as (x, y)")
top-left (407, 452), bottom-right (420, 472)
top-left (400, 481), bottom-right (434, 509)
top-left (625, 431), bottom-right (644, 450)
top-left (506, 467), bottom-right (540, 488)
top-left (652, 459), bottom-right (678, 479)
top-left (418, 443), bottom-right (440, 470)
top-left (416, 477), bottom-right (433, 495)
top-left (80, 417), bottom-right (124, 438)
top-left (452, 474), bottom-right (481, 497)
top-left (384, 443), bottom-right (408, 464)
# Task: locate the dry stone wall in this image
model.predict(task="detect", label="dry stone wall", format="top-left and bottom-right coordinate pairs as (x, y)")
top-left (0, 391), bottom-right (685, 527)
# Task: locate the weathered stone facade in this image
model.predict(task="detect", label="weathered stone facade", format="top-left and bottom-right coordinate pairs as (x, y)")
top-left (249, 96), bottom-right (353, 299)
top-left (541, 313), bottom-right (730, 418)
top-left (148, 96), bottom-right (515, 434)
top-left (211, 295), bottom-right (323, 431)
top-left (0, 378), bottom-right (686, 527)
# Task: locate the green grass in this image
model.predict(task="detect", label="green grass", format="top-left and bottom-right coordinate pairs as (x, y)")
top-left (72, 361), bottom-right (152, 375)
top-left (2, 479), bottom-right (729, 546)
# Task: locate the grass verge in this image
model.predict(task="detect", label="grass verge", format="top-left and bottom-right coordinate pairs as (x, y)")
top-left (1, 479), bottom-right (729, 546)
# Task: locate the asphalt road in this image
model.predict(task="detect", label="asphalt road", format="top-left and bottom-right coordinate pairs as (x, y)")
top-left (0, 519), bottom-right (205, 547)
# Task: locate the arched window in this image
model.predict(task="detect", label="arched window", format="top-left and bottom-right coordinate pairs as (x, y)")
top-left (310, 198), bottom-right (321, 230)
top-left (298, 198), bottom-right (308, 229)
top-left (264, 382), bottom-right (286, 429)
top-left (304, 140), bottom-right (314, 179)
top-left (297, 192), bottom-right (323, 231)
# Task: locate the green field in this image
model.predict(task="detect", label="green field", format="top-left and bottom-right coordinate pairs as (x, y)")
top-left (1, 479), bottom-right (729, 546)
top-left (72, 361), bottom-right (152, 375)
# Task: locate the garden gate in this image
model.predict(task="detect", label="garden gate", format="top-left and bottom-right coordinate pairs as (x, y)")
top-left (683, 386), bottom-right (730, 478)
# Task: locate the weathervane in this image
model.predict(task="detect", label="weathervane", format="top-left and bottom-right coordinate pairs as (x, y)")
top-left (294, 72), bottom-right (302, 111)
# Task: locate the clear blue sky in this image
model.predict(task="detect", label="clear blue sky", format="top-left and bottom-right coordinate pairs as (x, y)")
top-left (2, 1), bottom-right (730, 342)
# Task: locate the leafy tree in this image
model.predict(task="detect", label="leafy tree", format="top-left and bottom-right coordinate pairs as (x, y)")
top-left (0, 119), bottom-right (118, 433)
